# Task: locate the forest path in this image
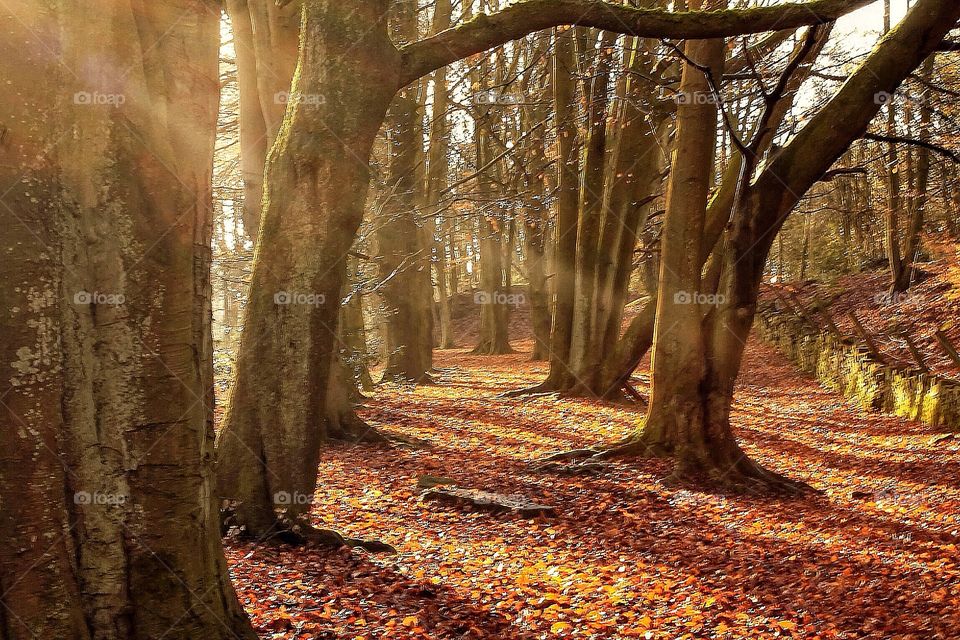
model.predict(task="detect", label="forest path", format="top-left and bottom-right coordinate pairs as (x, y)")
top-left (226, 339), bottom-right (960, 639)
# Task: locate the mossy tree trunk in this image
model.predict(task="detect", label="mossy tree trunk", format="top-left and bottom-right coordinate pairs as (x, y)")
top-left (215, 0), bottom-right (400, 539)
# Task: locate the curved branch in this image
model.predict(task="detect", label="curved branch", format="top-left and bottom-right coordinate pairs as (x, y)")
top-left (397, 0), bottom-right (874, 87)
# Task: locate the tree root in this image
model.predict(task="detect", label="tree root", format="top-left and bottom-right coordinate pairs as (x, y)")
top-left (379, 371), bottom-right (436, 385)
top-left (590, 436), bottom-right (668, 460)
top-left (500, 380), bottom-right (561, 398)
top-left (534, 435), bottom-right (816, 496)
top-left (664, 455), bottom-right (820, 496)
top-left (252, 520), bottom-right (397, 553)
top-left (537, 448), bottom-right (603, 462)
top-left (329, 413), bottom-right (390, 444)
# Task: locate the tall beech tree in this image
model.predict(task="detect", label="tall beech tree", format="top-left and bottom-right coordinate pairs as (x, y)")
top-left (423, 0), bottom-right (456, 349)
top-left (214, 0), bottom-right (877, 536)
top-left (581, 24), bottom-right (832, 400)
top-left (600, 0), bottom-right (960, 491)
top-left (0, 1), bottom-right (254, 637)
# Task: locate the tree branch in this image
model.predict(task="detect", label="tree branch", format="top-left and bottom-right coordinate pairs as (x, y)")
top-left (751, 0), bottom-right (960, 248)
top-left (820, 166), bottom-right (868, 181)
top-left (862, 132), bottom-right (960, 163)
top-left (397, 0), bottom-right (874, 86)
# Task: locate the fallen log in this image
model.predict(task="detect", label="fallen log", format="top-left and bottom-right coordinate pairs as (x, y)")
top-left (422, 486), bottom-right (556, 517)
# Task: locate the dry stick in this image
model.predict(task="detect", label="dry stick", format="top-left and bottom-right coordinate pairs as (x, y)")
top-left (847, 311), bottom-right (886, 363)
top-left (934, 329), bottom-right (960, 369)
top-left (899, 328), bottom-right (930, 372)
top-left (622, 382), bottom-right (645, 403)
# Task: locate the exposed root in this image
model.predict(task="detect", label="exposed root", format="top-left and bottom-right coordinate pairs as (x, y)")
top-left (664, 454), bottom-right (819, 496)
top-left (379, 371), bottom-right (436, 385)
top-left (241, 519), bottom-right (397, 553)
top-left (532, 460), bottom-right (611, 476)
top-left (500, 380), bottom-right (561, 398)
top-left (589, 433), bottom-right (668, 460)
top-left (329, 413), bottom-right (391, 444)
top-left (533, 431), bottom-right (663, 464)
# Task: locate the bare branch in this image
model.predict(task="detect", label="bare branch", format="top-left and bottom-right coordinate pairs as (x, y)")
top-left (862, 132), bottom-right (960, 163)
top-left (397, 0), bottom-right (874, 86)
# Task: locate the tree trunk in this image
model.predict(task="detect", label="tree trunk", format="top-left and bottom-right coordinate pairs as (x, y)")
top-left (639, 6), bottom-right (725, 456)
top-left (215, 0), bottom-right (400, 538)
top-left (473, 217), bottom-right (515, 354)
top-left (378, 81), bottom-right (433, 381)
top-left (567, 31), bottom-right (618, 386)
top-left (891, 53), bottom-right (934, 293)
top-left (543, 26), bottom-right (580, 384)
top-left (341, 260), bottom-right (375, 392)
top-left (471, 43), bottom-right (514, 356)
top-left (425, 0), bottom-right (455, 350)
top-left (0, 1), bottom-right (255, 637)
top-left (226, 0), bottom-right (302, 241)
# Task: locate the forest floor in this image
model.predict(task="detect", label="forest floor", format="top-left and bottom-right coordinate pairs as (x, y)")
top-left (225, 339), bottom-right (960, 639)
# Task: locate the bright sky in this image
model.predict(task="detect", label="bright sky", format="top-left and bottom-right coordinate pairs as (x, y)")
top-left (837, 0), bottom-right (909, 40)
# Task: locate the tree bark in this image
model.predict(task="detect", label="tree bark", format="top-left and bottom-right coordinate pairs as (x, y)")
top-left (215, 0), bottom-right (400, 538)
top-left (544, 26), bottom-right (580, 384)
top-left (639, 3), bottom-right (726, 456)
top-left (424, 0), bottom-right (455, 350)
top-left (567, 31), bottom-right (618, 385)
top-left (0, 1), bottom-right (254, 637)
